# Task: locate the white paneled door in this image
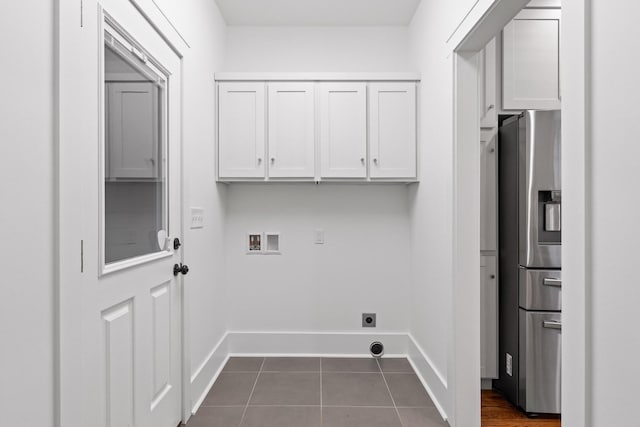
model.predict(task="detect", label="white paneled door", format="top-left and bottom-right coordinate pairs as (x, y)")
top-left (267, 83), bottom-right (315, 178)
top-left (369, 83), bottom-right (417, 179)
top-left (319, 83), bottom-right (367, 178)
top-left (60, 4), bottom-right (185, 426)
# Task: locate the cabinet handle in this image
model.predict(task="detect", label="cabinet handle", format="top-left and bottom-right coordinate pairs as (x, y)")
top-left (542, 320), bottom-right (562, 330)
top-left (487, 104), bottom-right (495, 111)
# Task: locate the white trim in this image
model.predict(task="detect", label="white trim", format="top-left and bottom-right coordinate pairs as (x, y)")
top-left (447, 0), bottom-right (530, 53)
top-left (560, 1), bottom-right (590, 426)
top-left (189, 333), bottom-right (230, 416)
top-left (227, 331), bottom-right (409, 357)
top-left (407, 334), bottom-right (449, 420)
top-left (214, 72), bottom-right (421, 82)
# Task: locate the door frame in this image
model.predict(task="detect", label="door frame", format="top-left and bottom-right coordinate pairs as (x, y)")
top-left (447, 1), bottom-right (589, 426)
top-left (55, 1), bottom-right (190, 426)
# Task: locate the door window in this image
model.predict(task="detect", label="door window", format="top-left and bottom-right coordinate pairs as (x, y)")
top-left (103, 29), bottom-right (168, 266)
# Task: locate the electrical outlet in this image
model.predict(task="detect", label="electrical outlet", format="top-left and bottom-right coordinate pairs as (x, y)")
top-left (362, 313), bottom-right (377, 328)
top-left (506, 353), bottom-right (513, 376)
top-left (190, 207), bottom-right (204, 229)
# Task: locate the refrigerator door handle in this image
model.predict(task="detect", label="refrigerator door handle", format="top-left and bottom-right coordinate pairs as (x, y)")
top-left (542, 320), bottom-right (562, 330)
top-left (543, 278), bottom-right (562, 287)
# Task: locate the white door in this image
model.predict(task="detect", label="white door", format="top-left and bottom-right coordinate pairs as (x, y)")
top-left (267, 83), bottom-right (315, 178)
top-left (369, 83), bottom-right (417, 179)
top-left (106, 82), bottom-right (160, 179)
top-left (62, 7), bottom-right (184, 427)
top-left (502, 9), bottom-right (561, 110)
top-left (319, 83), bottom-right (367, 178)
top-left (218, 82), bottom-right (266, 179)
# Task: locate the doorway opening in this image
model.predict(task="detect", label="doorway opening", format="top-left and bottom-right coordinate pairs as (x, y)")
top-left (450, 1), bottom-right (587, 426)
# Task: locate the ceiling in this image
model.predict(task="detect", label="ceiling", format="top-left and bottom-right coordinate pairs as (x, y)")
top-left (214, 0), bottom-right (422, 26)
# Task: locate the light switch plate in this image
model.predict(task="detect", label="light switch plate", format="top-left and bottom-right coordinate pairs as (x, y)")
top-left (190, 207), bottom-right (204, 229)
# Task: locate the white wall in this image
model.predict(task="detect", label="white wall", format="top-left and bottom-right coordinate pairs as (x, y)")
top-left (221, 26), bottom-right (413, 342)
top-left (407, 0), bottom-right (458, 414)
top-left (168, 0), bottom-right (229, 408)
top-left (225, 185), bottom-right (411, 334)
top-left (224, 26), bottom-right (410, 71)
top-left (589, 0), bottom-right (640, 424)
top-left (0, 2), bottom-right (55, 426)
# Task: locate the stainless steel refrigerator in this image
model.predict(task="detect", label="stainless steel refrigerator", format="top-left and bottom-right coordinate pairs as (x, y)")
top-left (495, 110), bottom-right (562, 415)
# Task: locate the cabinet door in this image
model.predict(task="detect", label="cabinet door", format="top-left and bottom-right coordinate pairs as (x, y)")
top-left (502, 9), bottom-right (561, 110)
top-left (369, 83), bottom-right (417, 179)
top-left (218, 82), bottom-right (266, 178)
top-left (480, 130), bottom-right (497, 252)
top-left (479, 37), bottom-right (498, 128)
top-left (319, 83), bottom-right (367, 178)
top-left (267, 83), bottom-right (315, 178)
top-left (106, 82), bottom-right (159, 179)
top-left (481, 255), bottom-right (499, 379)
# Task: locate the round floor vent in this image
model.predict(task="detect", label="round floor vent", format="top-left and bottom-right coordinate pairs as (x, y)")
top-left (370, 341), bottom-right (384, 358)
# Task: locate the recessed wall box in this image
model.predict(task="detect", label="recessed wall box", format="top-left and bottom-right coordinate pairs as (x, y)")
top-left (265, 232), bottom-right (281, 254)
top-left (247, 232), bottom-right (263, 254)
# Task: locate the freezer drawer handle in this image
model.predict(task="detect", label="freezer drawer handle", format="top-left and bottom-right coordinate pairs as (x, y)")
top-left (543, 278), bottom-right (562, 287)
top-left (542, 320), bottom-right (562, 330)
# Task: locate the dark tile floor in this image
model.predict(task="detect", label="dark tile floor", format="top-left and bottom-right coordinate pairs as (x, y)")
top-left (186, 357), bottom-right (449, 427)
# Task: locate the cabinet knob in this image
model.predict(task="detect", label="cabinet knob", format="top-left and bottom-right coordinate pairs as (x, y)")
top-left (360, 157), bottom-right (365, 163)
top-left (373, 158), bottom-right (379, 164)
top-left (257, 158), bottom-right (262, 163)
top-left (487, 104), bottom-right (495, 111)
top-left (270, 157), bottom-right (275, 163)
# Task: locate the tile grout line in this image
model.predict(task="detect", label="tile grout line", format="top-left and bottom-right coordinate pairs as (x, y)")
top-left (237, 357), bottom-right (266, 427)
top-left (377, 359), bottom-right (406, 427)
top-left (319, 358), bottom-right (323, 427)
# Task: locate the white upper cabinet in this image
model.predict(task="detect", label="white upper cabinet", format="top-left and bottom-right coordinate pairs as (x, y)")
top-left (319, 83), bottom-right (367, 179)
top-left (218, 82), bottom-right (266, 178)
top-left (268, 83), bottom-right (315, 178)
top-left (502, 9), bottom-right (561, 110)
top-left (369, 83), bottom-right (417, 179)
top-left (106, 82), bottom-right (160, 179)
top-left (216, 74), bottom-right (420, 182)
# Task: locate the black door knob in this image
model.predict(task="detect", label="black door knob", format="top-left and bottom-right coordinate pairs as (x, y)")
top-left (173, 238), bottom-right (182, 250)
top-left (173, 263), bottom-right (189, 276)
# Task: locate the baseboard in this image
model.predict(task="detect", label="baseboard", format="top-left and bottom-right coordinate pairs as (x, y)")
top-left (189, 332), bottom-right (230, 416)
top-left (481, 378), bottom-right (494, 390)
top-left (407, 333), bottom-right (449, 421)
top-left (227, 331), bottom-right (409, 356)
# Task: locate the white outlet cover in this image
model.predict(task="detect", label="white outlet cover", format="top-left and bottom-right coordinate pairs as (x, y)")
top-left (190, 207), bottom-right (204, 229)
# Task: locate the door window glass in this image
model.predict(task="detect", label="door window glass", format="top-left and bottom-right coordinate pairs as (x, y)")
top-left (103, 31), bottom-right (168, 265)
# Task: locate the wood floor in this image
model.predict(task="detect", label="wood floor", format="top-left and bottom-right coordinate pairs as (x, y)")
top-left (482, 390), bottom-right (561, 427)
